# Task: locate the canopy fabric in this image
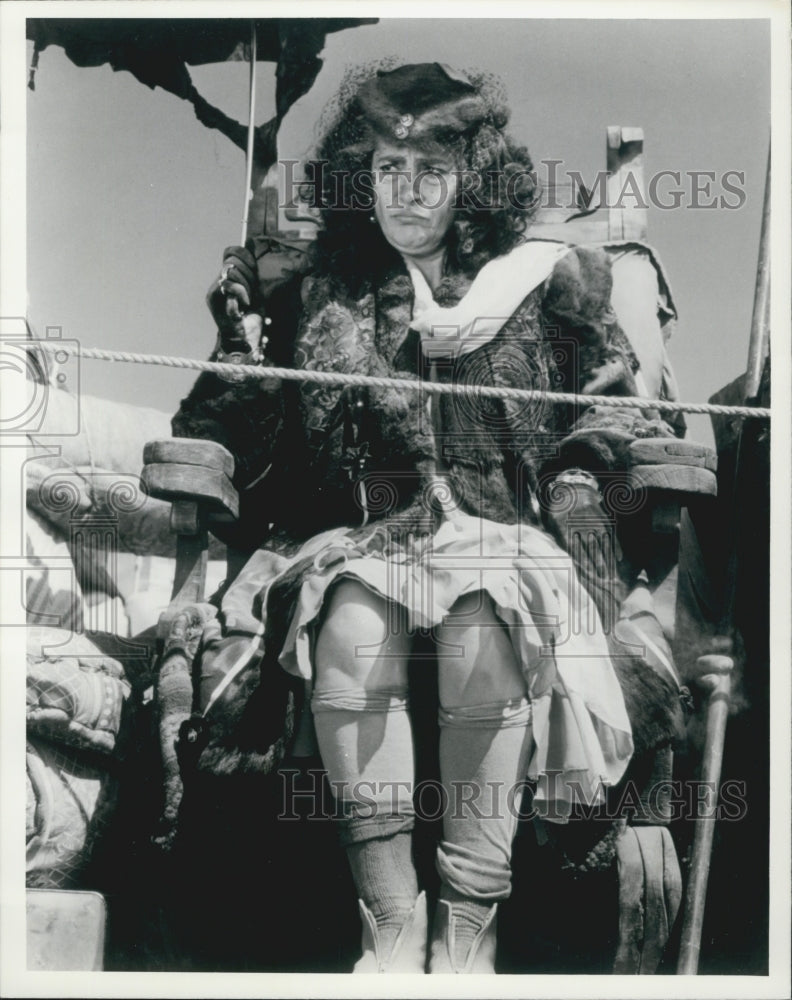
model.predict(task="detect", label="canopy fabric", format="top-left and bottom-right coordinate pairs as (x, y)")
top-left (27, 18), bottom-right (378, 168)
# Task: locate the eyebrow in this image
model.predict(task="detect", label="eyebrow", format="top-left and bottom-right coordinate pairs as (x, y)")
top-left (373, 152), bottom-right (455, 170)
top-left (418, 157), bottom-right (454, 171)
top-left (373, 152), bottom-right (408, 167)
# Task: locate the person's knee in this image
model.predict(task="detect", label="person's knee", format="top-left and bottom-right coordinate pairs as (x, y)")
top-left (314, 580), bottom-right (411, 692)
top-left (437, 593), bottom-right (524, 709)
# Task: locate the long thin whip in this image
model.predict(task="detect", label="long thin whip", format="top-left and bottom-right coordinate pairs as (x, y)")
top-left (240, 20), bottom-right (258, 246)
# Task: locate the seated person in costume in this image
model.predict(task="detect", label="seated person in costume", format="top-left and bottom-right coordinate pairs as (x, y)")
top-left (172, 62), bottom-right (689, 974)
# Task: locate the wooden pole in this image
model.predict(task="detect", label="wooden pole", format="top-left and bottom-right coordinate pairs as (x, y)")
top-left (745, 143), bottom-right (771, 402)
top-left (676, 141), bottom-right (771, 975)
top-left (676, 657), bottom-right (733, 974)
top-left (240, 20), bottom-right (258, 246)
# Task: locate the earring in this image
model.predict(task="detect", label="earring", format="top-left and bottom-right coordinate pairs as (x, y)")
top-left (369, 214), bottom-right (376, 223)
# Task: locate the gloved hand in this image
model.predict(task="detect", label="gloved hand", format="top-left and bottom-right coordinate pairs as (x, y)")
top-left (206, 244), bottom-right (261, 346)
top-left (540, 468), bottom-right (630, 622)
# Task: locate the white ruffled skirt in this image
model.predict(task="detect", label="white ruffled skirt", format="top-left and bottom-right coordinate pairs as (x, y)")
top-left (224, 512), bottom-right (634, 822)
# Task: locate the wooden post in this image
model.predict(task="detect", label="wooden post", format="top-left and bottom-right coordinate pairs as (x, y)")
top-left (676, 656), bottom-right (734, 974)
top-left (606, 126), bottom-right (647, 241)
top-left (156, 499), bottom-right (208, 641)
top-left (677, 142), bottom-right (770, 974)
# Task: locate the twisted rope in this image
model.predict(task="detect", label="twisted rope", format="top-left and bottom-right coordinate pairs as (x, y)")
top-left (29, 342), bottom-right (770, 419)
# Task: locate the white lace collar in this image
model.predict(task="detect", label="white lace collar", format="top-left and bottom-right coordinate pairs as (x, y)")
top-left (406, 240), bottom-right (572, 358)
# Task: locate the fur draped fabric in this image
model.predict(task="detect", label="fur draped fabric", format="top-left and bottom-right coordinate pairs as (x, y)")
top-left (169, 244), bottom-right (684, 851)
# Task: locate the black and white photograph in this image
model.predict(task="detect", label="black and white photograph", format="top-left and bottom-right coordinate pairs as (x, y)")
top-left (1, 2), bottom-right (789, 997)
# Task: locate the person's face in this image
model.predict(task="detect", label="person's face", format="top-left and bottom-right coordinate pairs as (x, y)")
top-left (371, 141), bottom-right (459, 259)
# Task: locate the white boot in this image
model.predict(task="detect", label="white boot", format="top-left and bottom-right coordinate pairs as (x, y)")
top-left (428, 899), bottom-right (498, 973)
top-left (353, 891), bottom-right (428, 973)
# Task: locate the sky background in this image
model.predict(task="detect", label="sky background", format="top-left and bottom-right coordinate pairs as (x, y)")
top-left (26, 16), bottom-right (771, 447)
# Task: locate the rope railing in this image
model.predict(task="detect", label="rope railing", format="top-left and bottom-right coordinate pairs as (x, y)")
top-left (28, 341), bottom-right (771, 420)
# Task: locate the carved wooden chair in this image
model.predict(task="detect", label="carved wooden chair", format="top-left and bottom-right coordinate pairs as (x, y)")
top-left (139, 127), bottom-right (724, 974)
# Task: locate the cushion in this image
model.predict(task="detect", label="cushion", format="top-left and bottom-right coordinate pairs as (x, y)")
top-left (27, 628), bottom-right (130, 754)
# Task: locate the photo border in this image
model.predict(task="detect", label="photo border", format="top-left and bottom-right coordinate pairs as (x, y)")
top-left (1, 2), bottom-right (789, 997)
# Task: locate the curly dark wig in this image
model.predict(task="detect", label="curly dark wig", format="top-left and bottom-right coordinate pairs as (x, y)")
top-left (299, 65), bottom-right (540, 299)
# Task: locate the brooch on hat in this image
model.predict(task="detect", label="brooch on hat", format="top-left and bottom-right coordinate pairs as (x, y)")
top-left (393, 113), bottom-right (414, 139)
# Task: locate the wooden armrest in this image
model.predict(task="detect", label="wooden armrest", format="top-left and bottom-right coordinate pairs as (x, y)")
top-left (627, 439), bottom-right (717, 471)
top-left (143, 439), bottom-right (235, 477)
top-left (628, 439), bottom-right (718, 501)
top-left (142, 438), bottom-right (243, 637)
top-left (142, 438), bottom-right (240, 522)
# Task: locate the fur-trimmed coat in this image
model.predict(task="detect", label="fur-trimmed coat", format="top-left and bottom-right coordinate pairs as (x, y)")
top-left (174, 242), bottom-right (648, 549)
top-left (169, 242), bottom-right (686, 812)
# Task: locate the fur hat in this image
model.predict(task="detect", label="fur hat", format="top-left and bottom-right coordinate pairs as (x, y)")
top-left (355, 62), bottom-right (493, 143)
